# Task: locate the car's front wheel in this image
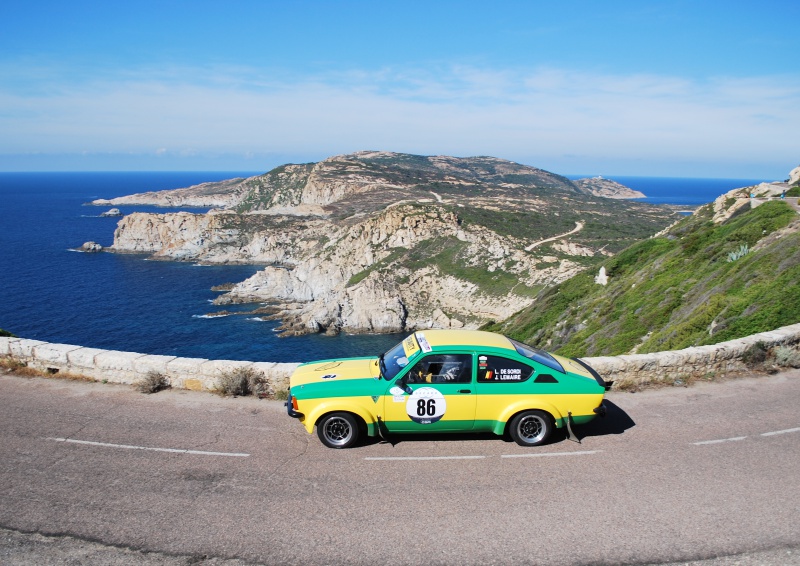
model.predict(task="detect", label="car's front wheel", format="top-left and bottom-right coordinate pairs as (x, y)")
top-left (508, 410), bottom-right (552, 446)
top-left (317, 412), bottom-right (359, 449)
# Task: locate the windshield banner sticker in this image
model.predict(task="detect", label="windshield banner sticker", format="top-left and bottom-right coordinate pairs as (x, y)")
top-left (402, 334), bottom-right (420, 359)
top-left (406, 387), bottom-right (446, 424)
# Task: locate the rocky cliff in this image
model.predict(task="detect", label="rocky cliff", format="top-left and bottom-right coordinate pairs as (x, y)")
top-left (107, 152), bottom-right (677, 335)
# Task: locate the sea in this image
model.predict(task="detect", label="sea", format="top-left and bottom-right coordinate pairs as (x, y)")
top-left (0, 172), bottom-right (764, 363)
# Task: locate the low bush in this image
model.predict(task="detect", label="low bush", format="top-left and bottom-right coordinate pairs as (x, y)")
top-left (727, 244), bottom-right (749, 263)
top-left (741, 341), bottom-right (769, 366)
top-left (0, 328), bottom-right (15, 337)
top-left (774, 346), bottom-right (800, 368)
top-left (216, 366), bottom-right (273, 398)
top-left (135, 371), bottom-right (170, 394)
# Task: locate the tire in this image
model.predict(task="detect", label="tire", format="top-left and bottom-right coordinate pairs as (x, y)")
top-left (508, 410), bottom-right (552, 447)
top-left (316, 412), bottom-right (359, 449)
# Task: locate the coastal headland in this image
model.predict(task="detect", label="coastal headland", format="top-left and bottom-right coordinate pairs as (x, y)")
top-left (90, 151), bottom-right (675, 337)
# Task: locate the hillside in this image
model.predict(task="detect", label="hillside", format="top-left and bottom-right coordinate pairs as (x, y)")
top-left (101, 151), bottom-right (679, 336)
top-left (488, 181), bottom-right (800, 356)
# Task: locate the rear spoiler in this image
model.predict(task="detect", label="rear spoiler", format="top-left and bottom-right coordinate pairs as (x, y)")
top-left (572, 358), bottom-right (613, 391)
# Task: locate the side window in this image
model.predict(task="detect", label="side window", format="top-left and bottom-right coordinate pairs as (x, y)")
top-left (405, 354), bottom-right (472, 384)
top-left (477, 355), bottom-right (533, 383)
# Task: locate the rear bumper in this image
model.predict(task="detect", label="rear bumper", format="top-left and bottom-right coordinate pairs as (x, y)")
top-left (593, 401), bottom-right (608, 418)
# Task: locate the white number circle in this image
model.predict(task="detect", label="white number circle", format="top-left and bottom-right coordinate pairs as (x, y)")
top-left (406, 387), bottom-right (447, 424)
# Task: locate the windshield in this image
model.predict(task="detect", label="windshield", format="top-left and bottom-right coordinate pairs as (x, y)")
top-left (379, 340), bottom-right (409, 380)
top-left (508, 338), bottom-right (565, 374)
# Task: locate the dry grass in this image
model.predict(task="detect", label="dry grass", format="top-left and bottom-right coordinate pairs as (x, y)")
top-left (0, 357), bottom-right (96, 382)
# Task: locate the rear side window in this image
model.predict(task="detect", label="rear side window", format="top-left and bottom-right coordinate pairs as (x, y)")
top-left (477, 355), bottom-right (533, 383)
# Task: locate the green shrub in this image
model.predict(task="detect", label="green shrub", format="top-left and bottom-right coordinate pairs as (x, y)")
top-left (0, 329), bottom-right (15, 338)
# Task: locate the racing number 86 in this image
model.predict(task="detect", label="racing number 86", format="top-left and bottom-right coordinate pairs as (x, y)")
top-left (417, 398), bottom-right (437, 416)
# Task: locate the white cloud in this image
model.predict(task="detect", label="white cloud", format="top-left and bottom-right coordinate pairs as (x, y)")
top-left (0, 63), bottom-right (797, 175)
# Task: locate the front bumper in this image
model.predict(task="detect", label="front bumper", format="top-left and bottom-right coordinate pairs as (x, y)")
top-left (285, 391), bottom-right (304, 419)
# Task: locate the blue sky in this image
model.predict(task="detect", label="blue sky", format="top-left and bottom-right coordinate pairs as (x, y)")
top-left (1, 0), bottom-right (798, 177)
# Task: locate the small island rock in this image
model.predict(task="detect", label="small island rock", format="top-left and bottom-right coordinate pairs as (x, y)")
top-left (100, 208), bottom-right (122, 217)
top-left (81, 241), bottom-right (103, 252)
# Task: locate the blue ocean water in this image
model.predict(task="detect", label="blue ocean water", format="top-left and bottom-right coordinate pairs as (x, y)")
top-left (0, 172), bottom-right (403, 362)
top-left (0, 172), bottom-right (765, 362)
top-left (567, 175), bottom-right (763, 206)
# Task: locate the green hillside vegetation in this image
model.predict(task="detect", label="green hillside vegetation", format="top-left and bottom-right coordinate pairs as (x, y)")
top-left (488, 200), bottom-right (800, 357)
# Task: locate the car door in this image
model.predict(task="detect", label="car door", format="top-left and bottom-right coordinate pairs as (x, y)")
top-left (382, 353), bottom-right (476, 432)
top-left (473, 354), bottom-right (538, 431)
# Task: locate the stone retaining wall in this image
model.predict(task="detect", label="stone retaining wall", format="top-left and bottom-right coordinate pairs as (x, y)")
top-left (2, 323), bottom-right (800, 393)
top-left (583, 323), bottom-right (800, 388)
top-left (0, 339), bottom-right (299, 394)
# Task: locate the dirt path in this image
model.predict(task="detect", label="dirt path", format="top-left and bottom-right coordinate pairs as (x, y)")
top-left (525, 220), bottom-right (584, 251)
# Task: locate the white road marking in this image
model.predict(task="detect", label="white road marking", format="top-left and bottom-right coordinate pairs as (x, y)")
top-left (364, 455), bottom-right (486, 461)
top-left (365, 451), bottom-right (602, 461)
top-left (761, 427), bottom-right (800, 437)
top-left (692, 436), bottom-right (747, 446)
top-left (48, 437), bottom-right (250, 457)
top-left (501, 450), bottom-right (602, 458)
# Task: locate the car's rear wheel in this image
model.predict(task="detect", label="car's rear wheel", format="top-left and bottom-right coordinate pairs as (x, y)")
top-left (317, 412), bottom-right (359, 449)
top-left (509, 410), bottom-right (552, 446)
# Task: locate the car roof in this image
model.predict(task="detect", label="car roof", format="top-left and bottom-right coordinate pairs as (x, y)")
top-left (417, 329), bottom-right (516, 352)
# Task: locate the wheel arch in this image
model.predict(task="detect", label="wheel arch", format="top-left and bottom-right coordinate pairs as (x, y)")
top-left (493, 400), bottom-right (563, 436)
top-left (305, 401), bottom-right (375, 435)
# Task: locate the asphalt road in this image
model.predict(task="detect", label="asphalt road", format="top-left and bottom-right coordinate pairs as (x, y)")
top-left (1, 369), bottom-right (798, 565)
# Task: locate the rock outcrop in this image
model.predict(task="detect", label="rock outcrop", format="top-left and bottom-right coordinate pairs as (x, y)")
top-left (572, 176), bottom-right (646, 199)
top-left (790, 165), bottom-right (800, 185)
top-left (80, 241), bottom-right (103, 252)
top-left (711, 177), bottom-right (794, 224)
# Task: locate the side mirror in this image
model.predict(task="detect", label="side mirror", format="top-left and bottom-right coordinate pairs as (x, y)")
top-left (396, 375), bottom-right (413, 394)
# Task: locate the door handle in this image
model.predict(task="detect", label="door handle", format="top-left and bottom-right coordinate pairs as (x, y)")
top-left (458, 389), bottom-right (472, 394)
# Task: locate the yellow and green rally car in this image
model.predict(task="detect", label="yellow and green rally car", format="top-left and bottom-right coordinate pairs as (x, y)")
top-left (286, 329), bottom-right (611, 449)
